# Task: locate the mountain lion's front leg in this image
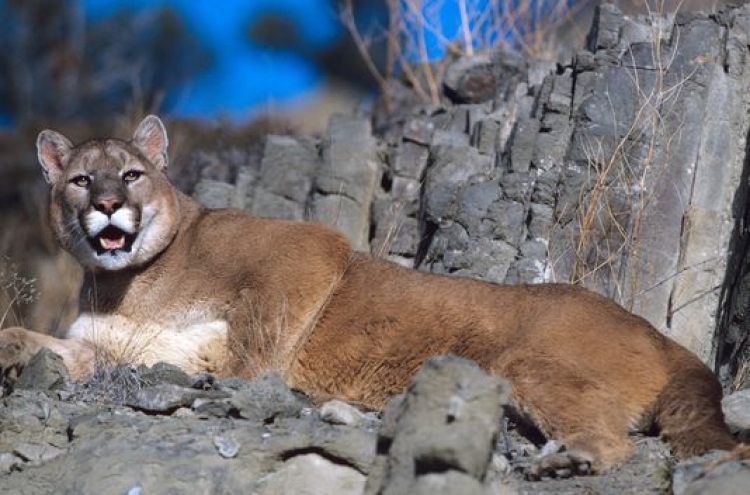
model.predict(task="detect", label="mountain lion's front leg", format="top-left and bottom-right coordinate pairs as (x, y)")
top-left (0, 327), bottom-right (95, 385)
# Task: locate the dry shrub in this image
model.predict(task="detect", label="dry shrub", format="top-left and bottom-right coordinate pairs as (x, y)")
top-left (341, 0), bottom-right (582, 110)
top-left (557, 0), bottom-right (707, 314)
top-left (0, 258), bottom-right (38, 329)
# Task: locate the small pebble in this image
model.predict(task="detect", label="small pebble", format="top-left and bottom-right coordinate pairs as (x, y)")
top-left (213, 435), bottom-right (240, 458)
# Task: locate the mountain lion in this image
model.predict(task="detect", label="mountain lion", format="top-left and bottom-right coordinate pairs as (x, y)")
top-left (0, 115), bottom-right (745, 474)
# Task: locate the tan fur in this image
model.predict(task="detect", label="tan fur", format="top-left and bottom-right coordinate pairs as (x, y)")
top-left (0, 116), bottom-right (744, 473)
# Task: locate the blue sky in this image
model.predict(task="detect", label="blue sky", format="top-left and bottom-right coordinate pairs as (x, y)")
top-left (82, 0), bottom-right (343, 120)
top-left (1, 1), bottom-right (564, 124)
top-left (80, 0), bottom-right (523, 121)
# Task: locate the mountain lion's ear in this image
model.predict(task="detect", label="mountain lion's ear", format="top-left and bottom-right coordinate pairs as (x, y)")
top-left (37, 130), bottom-right (74, 185)
top-left (133, 115), bottom-right (168, 170)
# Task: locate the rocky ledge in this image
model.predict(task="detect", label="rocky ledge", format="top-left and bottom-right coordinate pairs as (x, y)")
top-left (1, 350), bottom-right (749, 495)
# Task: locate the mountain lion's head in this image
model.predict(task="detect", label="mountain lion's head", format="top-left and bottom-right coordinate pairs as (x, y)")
top-left (36, 116), bottom-right (180, 271)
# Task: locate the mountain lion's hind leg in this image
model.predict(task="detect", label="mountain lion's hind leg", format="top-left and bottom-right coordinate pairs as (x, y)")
top-left (500, 357), bottom-right (634, 478)
top-left (0, 327), bottom-right (94, 387)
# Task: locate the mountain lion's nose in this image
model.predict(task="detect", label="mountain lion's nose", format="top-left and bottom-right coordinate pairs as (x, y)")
top-left (94, 197), bottom-right (122, 215)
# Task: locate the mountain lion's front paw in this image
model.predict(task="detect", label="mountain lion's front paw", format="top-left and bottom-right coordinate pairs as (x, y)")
top-left (0, 327), bottom-right (40, 393)
top-left (526, 448), bottom-right (594, 480)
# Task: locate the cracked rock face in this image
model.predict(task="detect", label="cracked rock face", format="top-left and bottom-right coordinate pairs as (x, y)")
top-left (2, 348), bottom-right (750, 494)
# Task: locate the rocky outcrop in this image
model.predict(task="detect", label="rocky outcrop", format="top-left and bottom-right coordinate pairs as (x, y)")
top-left (365, 356), bottom-right (510, 495)
top-left (5, 350), bottom-right (748, 494)
top-left (1, 357), bottom-right (376, 494)
top-left (0, 353), bottom-right (518, 495)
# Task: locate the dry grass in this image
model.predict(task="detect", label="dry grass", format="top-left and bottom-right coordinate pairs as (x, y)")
top-left (734, 360), bottom-right (750, 391)
top-left (341, 0), bottom-right (732, 113)
top-left (373, 200), bottom-right (412, 260)
top-left (554, 0), bottom-right (698, 312)
top-left (341, 0), bottom-right (582, 111)
top-left (72, 362), bottom-right (145, 404)
top-left (554, 1), bottom-right (750, 390)
top-left (0, 258), bottom-right (39, 329)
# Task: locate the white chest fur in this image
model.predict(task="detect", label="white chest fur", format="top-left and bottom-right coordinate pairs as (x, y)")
top-left (66, 308), bottom-right (228, 375)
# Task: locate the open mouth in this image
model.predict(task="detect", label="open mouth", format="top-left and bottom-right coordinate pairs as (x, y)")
top-left (89, 225), bottom-right (136, 255)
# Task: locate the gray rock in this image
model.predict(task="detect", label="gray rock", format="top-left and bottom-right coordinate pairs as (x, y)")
top-left (532, 127), bottom-right (569, 173)
top-left (519, 239), bottom-right (548, 260)
top-left (232, 167), bottom-right (257, 209)
top-left (499, 171), bottom-right (532, 203)
top-left (228, 372), bottom-right (309, 423)
top-left (487, 200), bottom-right (526, 245)
top-left (312, 194), bottom-right (371, 251)
top-left (427, 230), bottom-right (518, 285)
top-left (213, 435), bottom-right (241, 458)
top-left (0, 375), bottom-right (374, 495)
top-left (527, 203), bottom-right (554, 241)
top-left (682, 468), bottom-right (750, 495)
top-left (14, 349), bottom-right (69, 393)
top-left (12, 441), bottom-right (66, 464)
top-left (430, 129), bottom-right (471, 147)
top-left (314, 114), bottom-right (381, 250)
top-left (424, 145), bottom-right (494, 223)
top-left (510, 259), bottom-right (549, 284)
top-left (125, 383), bottom-right (228, 413)
top-left (268, 415), bottom-right (378, 474)
top-left (372, 212), bottom-right (420, 259)
top-left (485, 453), bottom-right (517, 495)
top-left (545, 72), bottom-right (574, 115)
top-left (673, 452), bottom-right (750, 495)
top-left (320, 400), bottom-right (379, 429)
top-left (402, 118), bottom-right (435, 146)
top-left (586, 3), bottom-right (622, 51)
top-left (722, 389), bottom-right (750, 437)
top-left (455, 180), bottom-right (503, 236)
top-left (192, 179), bottom-right (234, 209)
top-left (412, 471), bottom-right (487, 495)
top-left (257, 135), bottom-right (318, 203)
top-left (509, 118), bottom-right (540, 174)
top-left (366, 355), bottom-right (509, 495)
top-left (0, 451), bottom-right (20, 474)
top-left (250, 135), bottom-right (317, 221)
top-left (472, 116), bottom-right (501, 155)
top-left (137, 361), bottom-right (193, 387)
top-left (254, 453), bottom-right (366, 495)
top-left (390, 176), bottom-right (421, 205)
top-left (253, 189), bottom-right (307, 221)
top-left (391, 141), bottom-right (429, 180)
top-left (317, 114), bottom-right (380, 202)
top-left (4, 413), bottom-right (268, 494)
top-left (443, 56), bottom-right (498, 104)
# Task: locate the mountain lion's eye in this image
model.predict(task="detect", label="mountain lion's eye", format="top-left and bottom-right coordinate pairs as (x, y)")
top-left (123, 170), bottom-right (142, 183)
top-left (71, 175), bottom-right (91, 188)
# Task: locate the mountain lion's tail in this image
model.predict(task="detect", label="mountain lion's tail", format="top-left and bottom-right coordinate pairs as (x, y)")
top-left (655, 347), bottom-right (737, 457)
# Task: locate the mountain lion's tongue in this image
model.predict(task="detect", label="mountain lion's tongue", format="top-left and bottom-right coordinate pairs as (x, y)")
top-left (99, 231), bottom-right (126, 250)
